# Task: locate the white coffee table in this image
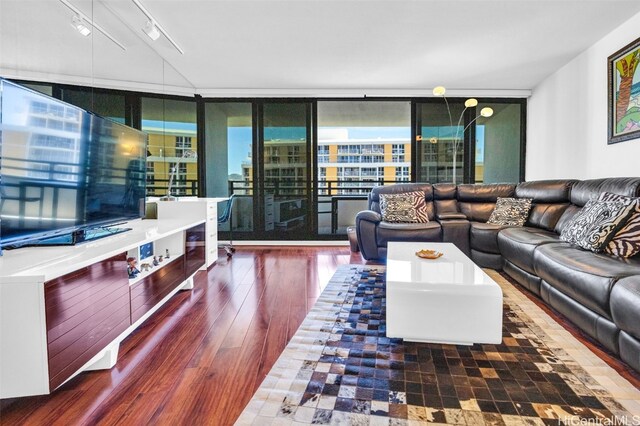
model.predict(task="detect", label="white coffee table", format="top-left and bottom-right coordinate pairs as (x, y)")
top-left (386, 242), bottom-right (503, 345)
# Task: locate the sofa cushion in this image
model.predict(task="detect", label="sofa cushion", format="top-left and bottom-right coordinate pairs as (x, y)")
top-left (610, 276), bottom-right (640, 341)
top-left (600, 192), bottom-right (640, 258)
top-left (498, 227), bottom-right (561, 274)
top-left (379, 191), bottom-right (430, 223)
top-left (487, 197), bottom-right (532, 226)
top-left (376, 221), bottom-right (441, 246)
top-left (534, 244), bottom-right (640, 319)
top-left (470, 222), bottom-right (509, 254)
top-left (560, 199), bottom-right (637, 252)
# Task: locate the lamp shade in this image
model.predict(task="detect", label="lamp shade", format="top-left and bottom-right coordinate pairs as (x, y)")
top-left (432, 86), bottom-right (446, 96)
top-left (480, 107), bottom-right (494, 117)
top-left (464, 98), bottom-right (478, 108)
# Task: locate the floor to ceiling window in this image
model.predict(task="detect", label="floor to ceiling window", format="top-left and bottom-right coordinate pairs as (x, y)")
top-left (204, 100), bottom-right (313, 240)
top-left (141, 98), bottom-right (197, 197)
top-left (203, 102), bottom-right (254, 234)
top-left (417, 102), bottom-right (467, 184)
top-left (417, 99), bottom-right (525, 184)
top-left (12, 79), bottom-right (527, 240)
top-left (61, 89), bottom-right (126, 125)
top-left (316, 101), bottom-right (411, 234)
top-left (474, 101), bottom-right (524, 183)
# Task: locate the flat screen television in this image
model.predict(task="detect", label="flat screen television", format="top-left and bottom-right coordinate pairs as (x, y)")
top-left (0, 79), bottom-right (148, 249)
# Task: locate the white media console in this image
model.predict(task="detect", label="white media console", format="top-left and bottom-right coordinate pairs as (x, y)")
top-left (0, 198), bottom-right (225, 399)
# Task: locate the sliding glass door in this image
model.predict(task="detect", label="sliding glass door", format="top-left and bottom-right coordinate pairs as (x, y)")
top-left (316, 100), bottom-right (411, 235)
top-left (260, 102), bottom-right (312, 239)
top-left (203, 97), bottom-right (525, 240)
top-left (416, 102), bottom-right (467, 184)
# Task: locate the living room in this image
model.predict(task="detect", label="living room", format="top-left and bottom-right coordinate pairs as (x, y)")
top-left (1, 0), bottom-right (640, 424)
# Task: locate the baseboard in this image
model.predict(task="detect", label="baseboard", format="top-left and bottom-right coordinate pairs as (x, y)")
top-left (219, 240), bottom-right (350, 246)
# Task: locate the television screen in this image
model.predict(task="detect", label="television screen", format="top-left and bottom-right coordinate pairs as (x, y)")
top-left (0, 79), bottom-right (147, 248)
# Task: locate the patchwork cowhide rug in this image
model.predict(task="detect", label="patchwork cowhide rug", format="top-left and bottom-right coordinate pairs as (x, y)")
top-left (236, 265), bottom-right (637, 425)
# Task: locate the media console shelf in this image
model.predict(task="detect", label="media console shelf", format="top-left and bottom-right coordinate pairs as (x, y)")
top-left (0, 215), bottom-right (208, 399)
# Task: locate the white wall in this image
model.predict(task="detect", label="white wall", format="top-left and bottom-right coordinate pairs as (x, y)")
top-left (527, 11), bottom-right (640, 180)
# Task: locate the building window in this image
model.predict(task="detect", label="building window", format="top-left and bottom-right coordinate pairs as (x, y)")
top-left (318, 146), bottom-right (329, 163)
top-left (392, 144), bottom-right (405, 162)
top-left (395, 166), bottom-right (410, 182)
top-left (175, 136), bottom-right (192, 157)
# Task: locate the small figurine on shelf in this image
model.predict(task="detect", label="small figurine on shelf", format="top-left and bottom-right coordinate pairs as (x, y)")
top-left (153, 256), bottom-right (159, 266)
top-left (127, 257), bottom-right (140, 279)
top-left (140, 263), bottom-right (151, 272)
top-left (165, 248), bottom-right (170, 259)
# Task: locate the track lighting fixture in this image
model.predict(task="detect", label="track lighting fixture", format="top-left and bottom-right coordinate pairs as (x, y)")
top-left (132, 0), bottom-right (184, 54)
top-left (143, 20), bottom-right (160, 41)
top-left (71, 15), bottom-right (91, 36)
top-left (59, 0), bottom-right (126, 50)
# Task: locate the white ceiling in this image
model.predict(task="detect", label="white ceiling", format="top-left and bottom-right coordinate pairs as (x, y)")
top-left (1, 0), bottom-right (639, 97)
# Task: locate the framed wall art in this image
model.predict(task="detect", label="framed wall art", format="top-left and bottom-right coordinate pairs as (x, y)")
top-left (608, 36), bottom-right (640, 144)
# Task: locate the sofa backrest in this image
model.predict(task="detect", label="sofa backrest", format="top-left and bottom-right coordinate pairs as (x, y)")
top-left (368, 183), bottom-right (435, 220)
top-left (433, 183), bottom-right (458, 214)
top-left (554, 177), bottom-right (640, 233)
top-left (456, 184), bottom-right (516, 222)
top-left (515, 179), bottom-right (577, 232)
top-left (570, 177), bottom-right (640, 206)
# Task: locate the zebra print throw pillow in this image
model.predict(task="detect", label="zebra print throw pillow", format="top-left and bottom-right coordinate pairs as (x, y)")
top-left (379, 191), bottom-right (430, 223)
top-left (560, 198), bottom-right (638, 252)
top-left (599, 192), bottom-right (640, 258)
top-left (487, 197), bottom-right (533, 227)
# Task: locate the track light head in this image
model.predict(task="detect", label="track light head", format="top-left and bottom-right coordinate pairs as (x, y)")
top-left (71, 15), bottom-right (91, 36)
top-left (143, 20), bottom-right (160, 41)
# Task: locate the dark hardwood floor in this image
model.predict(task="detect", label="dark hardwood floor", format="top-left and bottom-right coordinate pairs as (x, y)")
top-left (0, 247), bottom-right (366, 426)
top-left (2, 247), bottom-right (638, 425)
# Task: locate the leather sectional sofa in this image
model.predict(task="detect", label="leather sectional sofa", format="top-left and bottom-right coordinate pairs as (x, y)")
top-left (355, 178), bottom-right (640, 372)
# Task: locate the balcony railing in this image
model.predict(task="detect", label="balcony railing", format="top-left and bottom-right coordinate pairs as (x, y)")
top-left (146, 178), bottom-right (198, 197)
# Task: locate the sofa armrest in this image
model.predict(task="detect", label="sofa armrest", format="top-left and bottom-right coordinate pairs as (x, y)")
top-left (356, 210), bottom-right (382, 224)
top-left (355, 210), bottom-right (382, 260)
top-left (440, 219), bottom-right (471, 256)
top-left (437, 213), bottom-right (467, 221)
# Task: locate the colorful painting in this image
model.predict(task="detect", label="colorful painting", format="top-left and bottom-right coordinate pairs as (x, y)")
top-left (608, 36), bottom-right (640, 144)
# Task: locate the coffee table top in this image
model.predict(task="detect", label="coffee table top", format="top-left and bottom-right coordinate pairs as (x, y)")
top-left (386, 242), bottom-right (501, 290)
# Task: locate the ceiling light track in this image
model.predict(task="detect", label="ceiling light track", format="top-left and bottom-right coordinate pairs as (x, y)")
top-left (131, 0), bottom-right (184, 55)
top-left (58, 0), bottom-right (126, 51)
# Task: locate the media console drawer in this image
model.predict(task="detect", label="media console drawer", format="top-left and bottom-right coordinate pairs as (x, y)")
top-left (44, 253), bottom-right (131, 390)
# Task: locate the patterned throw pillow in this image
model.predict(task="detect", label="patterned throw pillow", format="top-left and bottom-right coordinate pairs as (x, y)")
top-left (560, 198), bottom-right (638, 252)
top-left (487, 197), bottom-right (533, 227)
top-left (379, 191), bottom-right (430, 223)
top-left (599, 192), bottom-right (640, 258)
